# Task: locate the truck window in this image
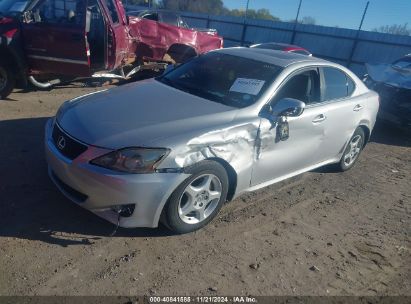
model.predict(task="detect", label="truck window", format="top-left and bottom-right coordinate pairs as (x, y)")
top-left (178, 16), bottom-right (189, 28)
top-left (103, 0), bottom-right (119, 23)
top-left (140, 12), bottom-right (158, 21)
top-left (159, 12), bottom-right (178, 26)
top-left (35, 0), bottom-right (83, 25)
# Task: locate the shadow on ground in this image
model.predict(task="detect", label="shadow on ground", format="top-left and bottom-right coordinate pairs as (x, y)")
top-left (0, 116), bottom-right (409, 246)
top-left (0, 117), bottom-right (171, 247)
top-left (370, 121), bottom-right (411, 148)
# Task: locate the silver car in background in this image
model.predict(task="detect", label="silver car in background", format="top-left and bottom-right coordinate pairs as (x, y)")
top-left (45, 48), bottom-right (379, 233)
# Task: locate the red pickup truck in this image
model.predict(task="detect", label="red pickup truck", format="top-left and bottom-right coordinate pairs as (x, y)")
top-left (0, 0), bottom-right (223, 99)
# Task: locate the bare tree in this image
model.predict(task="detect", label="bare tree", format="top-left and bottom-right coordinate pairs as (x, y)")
top-left (300, 16), bottom-right (316, 25)
top-left (372, 23), bottom-right (410, 36)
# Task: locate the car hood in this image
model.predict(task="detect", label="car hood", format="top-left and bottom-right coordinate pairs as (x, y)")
top-left (57, 79), bottom-right (237, 149)
top-left (366, 63), bottom-right (411, 89)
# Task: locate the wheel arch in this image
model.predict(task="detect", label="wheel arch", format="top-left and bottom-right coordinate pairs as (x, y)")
top-left (0, 45), bottom-right (27, 84)
top-left (358, 124), bottom-right (371, 147)
top-left (205, 157), bottom-right (238, 202)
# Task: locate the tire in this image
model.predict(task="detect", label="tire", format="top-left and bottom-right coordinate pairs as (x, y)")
top-left (162, 160), bottom-right (229, 234)
top-left (337, 127), bottom-right (365, 172)
top-left (0, 62), bottom-right (15, 100)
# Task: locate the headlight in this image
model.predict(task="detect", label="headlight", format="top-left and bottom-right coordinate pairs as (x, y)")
top-left (90, 148), bottom-right (169, 173)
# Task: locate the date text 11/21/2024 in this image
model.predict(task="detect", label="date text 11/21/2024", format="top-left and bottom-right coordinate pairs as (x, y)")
top-left (148, 296), bottom-right (257, 303)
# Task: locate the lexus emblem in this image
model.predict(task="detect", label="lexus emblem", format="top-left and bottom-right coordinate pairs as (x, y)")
top-left (57, 136), bottom-right (66, 150)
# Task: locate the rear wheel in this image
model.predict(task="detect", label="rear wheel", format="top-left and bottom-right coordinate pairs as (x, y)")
top-left (0, 62), bottom-right (15, 99)
top-left (163, 161), bottom-right (228, 234)
top-left (337, 127), bottom-right (365, 171)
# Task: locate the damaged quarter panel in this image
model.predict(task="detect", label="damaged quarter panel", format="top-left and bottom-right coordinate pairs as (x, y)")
top-left (154, 116), bottom-right (263, 197)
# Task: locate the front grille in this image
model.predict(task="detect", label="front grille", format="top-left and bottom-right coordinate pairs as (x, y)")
top-left (51, 171), bottom-right (88, 203)
top-left (52, 123), bottom-right (88, 160)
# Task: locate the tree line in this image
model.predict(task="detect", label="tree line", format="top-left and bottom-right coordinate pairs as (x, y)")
top-left (125, 0), bottom-right (284, 21)
top-left (125, 0), bottom-right (409, 35)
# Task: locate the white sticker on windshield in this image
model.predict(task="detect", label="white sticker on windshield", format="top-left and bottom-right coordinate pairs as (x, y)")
top-left (229, 78), bottom-right (266, 95)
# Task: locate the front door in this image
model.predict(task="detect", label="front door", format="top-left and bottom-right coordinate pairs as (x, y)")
top-left (21, 0), bottom-right (91, 76)
top-left (251, 68), bottom-right (327, 186)
top-left (100, 0), bottom-right (128, 70)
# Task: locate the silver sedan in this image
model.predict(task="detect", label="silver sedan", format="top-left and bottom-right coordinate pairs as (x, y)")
top-left (45, 48), bottom-right (379, 233)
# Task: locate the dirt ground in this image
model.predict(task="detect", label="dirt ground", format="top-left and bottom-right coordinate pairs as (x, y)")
top-left (0, 80), bottom-right (410, 297)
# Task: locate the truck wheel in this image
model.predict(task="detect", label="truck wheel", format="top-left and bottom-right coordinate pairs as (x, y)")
top-left (0, 63), bottom-right (15, 99)
top-left (162, 161), bottom-right (229, 234)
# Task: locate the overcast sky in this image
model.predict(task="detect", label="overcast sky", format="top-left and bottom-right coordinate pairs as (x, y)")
top-left (222, 0), bottom-right (411, 30)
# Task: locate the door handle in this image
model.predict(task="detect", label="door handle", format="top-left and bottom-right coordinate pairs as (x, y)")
top-left (353, 104), bottom-right (363, 112)
top-left (312, 114), bottom-right (327, 123)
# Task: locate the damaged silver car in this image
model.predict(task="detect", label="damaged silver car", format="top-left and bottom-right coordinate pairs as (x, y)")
top-left (364, 54), bottom-right (411, 129)
top-left (45, 48), bottom-right (379, 233)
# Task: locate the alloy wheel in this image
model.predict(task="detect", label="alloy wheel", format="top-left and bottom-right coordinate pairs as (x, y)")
top-left (178, 174), bottom-right (222, 224)
top-left (343, 135), bottom-right (363, 167)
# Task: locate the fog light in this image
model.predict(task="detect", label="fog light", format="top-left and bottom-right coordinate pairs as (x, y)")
top-left (111, 204), bottom-right (135, 218)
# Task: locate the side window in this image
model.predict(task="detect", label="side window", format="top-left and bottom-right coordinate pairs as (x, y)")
top-left (322, 67), bottom-right (354, 101)
top-left (103, 0), bottom-right (119, 23)
top-left (141, 12), bottom-right (158, 21)
top-left (272, 69), bottom-right (321, 105)
top-left (160, 12), bottom-right (178, 26)
top-left (178, 16), bottom-right (189, 28)
top-left (347, 77), bottom-right (355, 96)
top-left (35, 0), bottom-right (82, 25)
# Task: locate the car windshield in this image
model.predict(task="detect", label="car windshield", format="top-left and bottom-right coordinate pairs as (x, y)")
top-left (157, 52), bottom-right (282, 108)
top-left (0, 0), bottom-right (29, 15)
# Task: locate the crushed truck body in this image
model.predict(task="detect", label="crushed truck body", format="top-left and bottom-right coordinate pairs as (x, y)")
top-left (0, 1), bottom-right (223, 99)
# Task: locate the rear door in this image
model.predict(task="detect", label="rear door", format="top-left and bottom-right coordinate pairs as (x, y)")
top-left (21, 0), bottom-right (91, 76)
top-left (313, 67), bottom-right (362, 162)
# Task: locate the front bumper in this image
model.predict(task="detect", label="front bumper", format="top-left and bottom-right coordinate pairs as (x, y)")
top-left (44, 119), bottom-right (189, 228)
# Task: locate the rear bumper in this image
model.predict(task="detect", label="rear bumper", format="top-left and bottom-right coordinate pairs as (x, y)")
top-left (44, 119), bottom-right (189, 228)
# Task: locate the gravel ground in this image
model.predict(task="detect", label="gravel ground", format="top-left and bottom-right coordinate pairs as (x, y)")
top-left (0, 81), bottom-right (410, 296)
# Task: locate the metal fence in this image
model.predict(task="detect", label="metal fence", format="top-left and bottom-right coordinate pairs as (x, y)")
top-left (125, 5), bottom-right (411, 76)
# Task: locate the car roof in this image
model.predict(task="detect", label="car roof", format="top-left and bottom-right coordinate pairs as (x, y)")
top-left (216, 47), bottom-right (325, 68)
top-left (253, 42), bottom-right (304, 49)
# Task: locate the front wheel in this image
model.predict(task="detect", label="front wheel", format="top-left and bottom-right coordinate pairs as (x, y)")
top-left (0, 62), bottom-right (15, 99)
top-left (162, 161), bottom-right (229, 234)
top-left (337, 127), bottom-right (365, 171)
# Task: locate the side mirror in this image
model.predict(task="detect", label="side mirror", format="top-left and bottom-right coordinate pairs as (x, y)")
top-left (22, 10), bottom-right (34, 23)
top-left (271, 98), bottom-right (306, 118)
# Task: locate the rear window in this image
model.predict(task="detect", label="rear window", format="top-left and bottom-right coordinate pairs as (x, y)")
top-left (157, 52), bottom-right (282, 108)
top-left (322, 67), bottom-right (355, 101)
